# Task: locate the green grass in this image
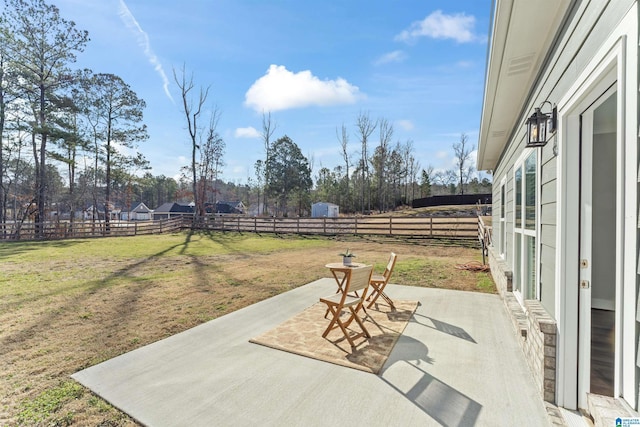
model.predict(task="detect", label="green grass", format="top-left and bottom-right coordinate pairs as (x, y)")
top-left (0, 231), bottom-right (328, 262)
top-left (17, 380), bottom-right (83, 426)
top-left (0, 232), bottom-right (332, 301)
top-left (476, 273), bottom-right (495, 292)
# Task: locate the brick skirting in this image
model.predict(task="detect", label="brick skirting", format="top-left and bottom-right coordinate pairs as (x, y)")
top-left (487, 246), bottom-right (557, 403)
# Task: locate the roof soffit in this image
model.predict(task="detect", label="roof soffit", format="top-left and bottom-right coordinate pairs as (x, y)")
top-left (478, 0), bottom-right (571, 170)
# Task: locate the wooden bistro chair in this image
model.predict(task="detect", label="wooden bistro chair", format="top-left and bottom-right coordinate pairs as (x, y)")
top-left (367, 252), bottom-right (397, 309)
top-left (320, 265), bottom-right (373, 347)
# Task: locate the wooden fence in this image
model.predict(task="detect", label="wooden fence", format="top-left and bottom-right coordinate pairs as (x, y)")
top-left (195, 215), bottom-right (479, 239)
top-left (0, 217), bottom-right (184, 241)
top-left (0, 215), bottom-right (482, 242)
top-left (478, 216), bottom-right (493, 263)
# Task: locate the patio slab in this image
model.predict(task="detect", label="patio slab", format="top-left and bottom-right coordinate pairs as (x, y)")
top-left (72, 278), bottom-right (551, 426)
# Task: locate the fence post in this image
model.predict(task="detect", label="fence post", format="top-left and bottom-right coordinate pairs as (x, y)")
top-left (354, 216), bottom-right (358, 235)
top-left (389, 216), bottom-right (392, 235)
top-left (430, 217), bottom-right (433, 237)
top-left (254, 217), bottom-right (257, 233)
top-left (297, 217), bottom-right (300, 234)
top-left (237, 216), bottom-right (240, 232)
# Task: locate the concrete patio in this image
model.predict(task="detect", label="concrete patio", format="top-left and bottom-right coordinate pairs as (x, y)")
top-left (73, 278), bottom-right (555, 426)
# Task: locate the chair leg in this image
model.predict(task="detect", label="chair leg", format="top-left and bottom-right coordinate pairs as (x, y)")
top-left (349, 307), bottom-right (370, 338)
top-left (380, 292), bottom-right (395, 309)
top-left (322, 306), bottom-right (340, 338)
top-left (322, 304), bottom-right (370, 347)
top-left (367, 285), bottom-right (394, 309)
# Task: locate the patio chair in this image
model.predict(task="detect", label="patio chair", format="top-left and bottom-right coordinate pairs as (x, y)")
top-left (320, 265), bottom-right (373, 347)
top-left (366, 252), bottom-right (397, 309)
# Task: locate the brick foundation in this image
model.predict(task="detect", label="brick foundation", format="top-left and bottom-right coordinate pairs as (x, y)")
top-left (487, 246), bottom-right (557, 404)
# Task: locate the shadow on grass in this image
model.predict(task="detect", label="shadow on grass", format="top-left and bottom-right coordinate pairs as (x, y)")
top-left (0, 239), bottom-right (89, 261)
top-left (0, 232), bottom-right (204, 361)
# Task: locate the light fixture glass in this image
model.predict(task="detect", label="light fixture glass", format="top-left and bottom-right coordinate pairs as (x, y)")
top-left (526, 102), bottom-right (556, 147)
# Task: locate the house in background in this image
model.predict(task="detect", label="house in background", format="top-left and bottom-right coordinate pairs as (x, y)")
top-left (212, 201), bottom-right (246, 214)
top-left (311, 202), bottom-right (339, 218)
top-left (121, 202), bottom-right (152, 221)
top-left (83, 204), bottom-right (120, 221)
top-left (152, 202), bottom-right (193, 220)
top-left (478, 0), bottom-right (639, 421)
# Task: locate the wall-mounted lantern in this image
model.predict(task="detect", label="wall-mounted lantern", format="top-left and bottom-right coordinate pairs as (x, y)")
top-left (526, 101), bottom-right (557, 147)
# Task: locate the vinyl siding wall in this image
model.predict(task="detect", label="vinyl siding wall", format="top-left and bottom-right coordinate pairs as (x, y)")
top-left (490, 0), bottom-right (636, 319)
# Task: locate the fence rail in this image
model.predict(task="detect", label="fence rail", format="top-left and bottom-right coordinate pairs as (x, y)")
top-left (0, 217), bottom-right (184, 241)
top-left (478, 216), bottom-right (493, 264)
top-left (0, 215), bottom-right (482, 242)
top-left (195, 215), bottom-right (479, 239)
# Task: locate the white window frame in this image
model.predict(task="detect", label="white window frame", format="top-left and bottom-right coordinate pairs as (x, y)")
top-left (512, 148), bottom-right (539, 305)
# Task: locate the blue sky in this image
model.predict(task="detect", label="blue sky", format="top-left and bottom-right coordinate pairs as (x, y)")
top-left (54, 0), bottom-right (492, 184)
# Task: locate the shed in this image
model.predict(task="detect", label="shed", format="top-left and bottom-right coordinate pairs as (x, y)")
top-left (311, 202), bottom-right (339, 218)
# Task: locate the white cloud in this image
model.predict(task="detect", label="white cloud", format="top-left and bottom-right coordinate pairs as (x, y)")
top-left (374, 50), bottom-right (408, 66)
top-left (396, 119), bottom-right (414, 131)
top-left (244, 64), bottom-right (361, 112)
top-left (395, 10), bottom-right (480, 44)
top-left (118, 0), bottom-right (173, 102)
top-left (234, 126), bottom-right (261, 138)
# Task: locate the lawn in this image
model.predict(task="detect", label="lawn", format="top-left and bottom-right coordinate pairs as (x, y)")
top-left (0, 231), bottom-right (494, 426)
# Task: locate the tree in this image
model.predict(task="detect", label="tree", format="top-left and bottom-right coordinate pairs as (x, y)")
top-left (199, 109), bottom-right (224, 206)
top-left (372, 118), bottom-right (393, 212)
top-left (48, 90), bottom-right (87, 225)
top-left (420, 166), bottom-right (434, 197)
top-left (174, 64), bottom-right (209, 219)
top-left (266, 135), bottom-right (311, 216)
top-left (87, 73), bottom-right (147, 229)
top-left (3, 0), bottom-right (88, 235)
top-left (0, 22), bottom-right (18, 225)
top-left (355, 112), bottom-right (376, 213)
top-left (253, 159), bottom-right (264, 215)
top-left (260, 112), bottom-right (275, 215)
top-left (453, 133), bottom-right (475, 195)
top-left (336, 123), bottom-right (351, 212)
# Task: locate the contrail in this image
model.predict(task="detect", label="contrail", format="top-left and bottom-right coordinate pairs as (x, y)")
top-left (118, 0), bottom-right (174, 102)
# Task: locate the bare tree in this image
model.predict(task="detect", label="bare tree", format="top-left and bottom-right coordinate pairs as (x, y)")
top-left (336, 123), bottom-right (351, 212)
top-left (200, 109), bottom-right (224, 206)
top-left (374, 118), bottom-right (393, 212)
top-left (355, 111), bottom-right (376, 213)
top-left (261, 112), bottom-right (275, 215)
top-left (453, 133), bottom-right (474, 195)
top-left (173, 64), bottom-right (209, 219)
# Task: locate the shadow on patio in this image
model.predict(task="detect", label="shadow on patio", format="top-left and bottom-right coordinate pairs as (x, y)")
top-left (73, 279), bottom-right (550, 427)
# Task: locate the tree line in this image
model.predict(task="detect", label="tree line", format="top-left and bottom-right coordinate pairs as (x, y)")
top-left (0, 0), bottom-right (158, 234)
top-left (0, 0), bottom-right (491, 236)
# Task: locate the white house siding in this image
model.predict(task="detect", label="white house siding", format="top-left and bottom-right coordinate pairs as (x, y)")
top-left (494, 0), bottom-right (637, 313)
top-left (484, 0), bottom-right (639, 414)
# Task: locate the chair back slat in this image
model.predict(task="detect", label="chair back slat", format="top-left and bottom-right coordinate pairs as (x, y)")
top-left (383, 253), bottom-right (398, 281)
top-left (346, 265), bottom-right (373, 293)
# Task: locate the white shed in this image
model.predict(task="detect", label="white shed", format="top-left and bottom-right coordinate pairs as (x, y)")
top-left (311, 202), bottom-right (339, 218)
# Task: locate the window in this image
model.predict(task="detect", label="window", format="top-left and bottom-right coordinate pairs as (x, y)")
top-left (513, 150), bottom-right (538, 302)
